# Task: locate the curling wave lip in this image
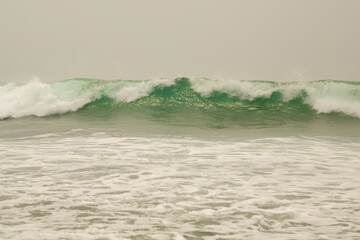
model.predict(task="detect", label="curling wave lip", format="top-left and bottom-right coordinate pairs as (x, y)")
top-left (0, 78), bottom-right (359, 120)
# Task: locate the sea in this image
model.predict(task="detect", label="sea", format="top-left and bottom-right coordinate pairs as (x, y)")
top-left (0, 77), bottom-right (359, 240)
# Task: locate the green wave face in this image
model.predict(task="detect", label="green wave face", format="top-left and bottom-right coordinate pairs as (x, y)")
top-left (75, 78), bottom-right (358, 128)
top-left (1, 77), bottom-right (360, 129)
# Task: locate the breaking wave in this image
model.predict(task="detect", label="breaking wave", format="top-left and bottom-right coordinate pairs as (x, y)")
top-left (1, 77), bottom-right (359, 120)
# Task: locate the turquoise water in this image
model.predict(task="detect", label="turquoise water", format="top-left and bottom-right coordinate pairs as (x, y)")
top-left (1, 78), bottom-right (360, 239)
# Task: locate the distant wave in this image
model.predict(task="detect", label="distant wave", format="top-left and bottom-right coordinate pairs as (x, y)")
top-left (1, 78), bottom-right (360, 120)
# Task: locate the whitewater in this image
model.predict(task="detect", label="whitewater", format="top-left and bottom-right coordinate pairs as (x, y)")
top-left (1, 78), bottom-right (360, 119)
top-left (1, 78), bottom-right (360, 240)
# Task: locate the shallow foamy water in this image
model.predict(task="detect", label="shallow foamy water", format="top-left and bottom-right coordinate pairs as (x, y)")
top-left (1, 130), bottom-right (359, 240)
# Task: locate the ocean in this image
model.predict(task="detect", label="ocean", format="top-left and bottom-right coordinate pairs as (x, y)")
top-left (0, 77), bottom-right (359, 240)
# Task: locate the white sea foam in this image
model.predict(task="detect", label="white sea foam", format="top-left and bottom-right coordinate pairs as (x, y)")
top-left (190, 78), bottom-right (360, 117)
top-left (110, 78), bottom-right (174, 102)
top-left (0, 78), bottom-right (175, 119)
top-left (303, 81), bottom-right (360, 117)
top-left (0, 133), bottom-right (359, 239)
top-left (0, 78), bottom-right (359, 119)
top-left (190, 78), bottom-right (278, 100)
top-left (0, 80), bottom-right (93, 119)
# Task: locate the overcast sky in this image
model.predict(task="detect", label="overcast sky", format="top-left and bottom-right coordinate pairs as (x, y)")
top-left (0, 0), bottom-right (359, 82)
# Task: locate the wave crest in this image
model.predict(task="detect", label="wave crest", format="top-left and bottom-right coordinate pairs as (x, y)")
top-left (1, 78), bottom-right (359, 120)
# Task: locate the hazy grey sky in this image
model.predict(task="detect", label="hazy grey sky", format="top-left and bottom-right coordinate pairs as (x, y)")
top-left (1, 0), bottom-right (360, 82)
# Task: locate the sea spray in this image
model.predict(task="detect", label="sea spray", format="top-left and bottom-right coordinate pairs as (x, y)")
top-left (1, 78), bottom-right (359, 120)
